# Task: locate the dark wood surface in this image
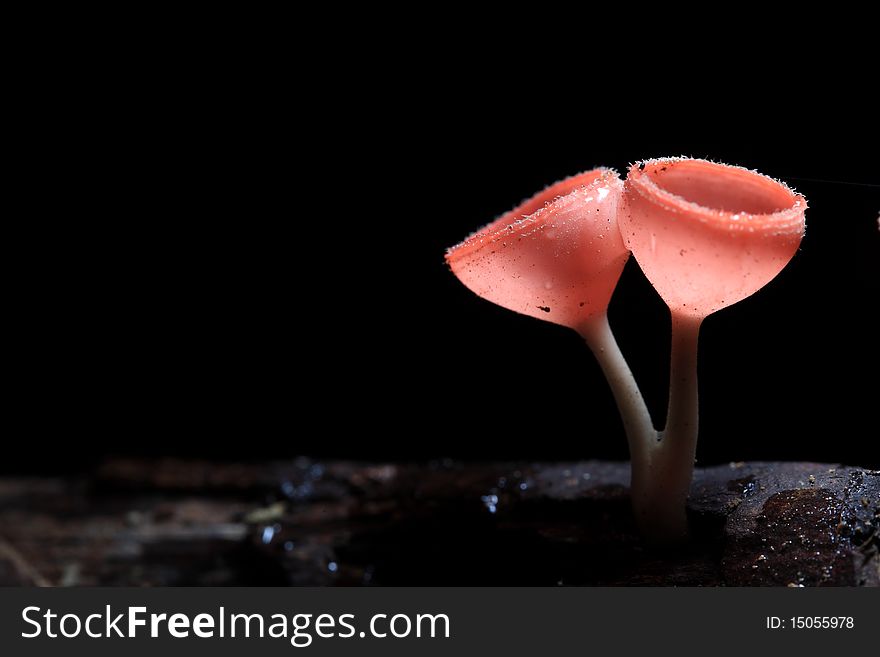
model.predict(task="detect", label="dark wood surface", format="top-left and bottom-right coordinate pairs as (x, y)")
top-left (1, 459), bottom-right (877, 586)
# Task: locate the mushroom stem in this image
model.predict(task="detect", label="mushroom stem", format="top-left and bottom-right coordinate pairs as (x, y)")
top-left (579, 313), bottom-right (657, 495)
top-left (639, 312), bottom-right (703, 543)
top-left (583, 311), bottom-right (704, 544)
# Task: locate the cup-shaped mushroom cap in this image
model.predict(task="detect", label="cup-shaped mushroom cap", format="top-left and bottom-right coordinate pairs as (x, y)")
top-left (620, 158), bottom-right (806, 318)
top-left (446, 169), bottom-right (628, 330)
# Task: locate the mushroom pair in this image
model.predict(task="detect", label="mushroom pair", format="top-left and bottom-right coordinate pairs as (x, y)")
top-left (446, 158), bottom-right (806, 543)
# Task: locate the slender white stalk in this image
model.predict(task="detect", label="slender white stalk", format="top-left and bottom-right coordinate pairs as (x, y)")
top-left (579, 314), bottom-right (658, 507)
top-left (641, 312), bottom-right (703, 543)
top-left (581, 311), bottom-right (703, 544)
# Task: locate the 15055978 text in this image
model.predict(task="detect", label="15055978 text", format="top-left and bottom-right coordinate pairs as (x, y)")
top-left (766, 616), bottom-right (854, 630)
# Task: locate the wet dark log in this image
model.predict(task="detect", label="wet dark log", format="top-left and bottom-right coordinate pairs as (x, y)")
top-left (0, 460), bottom-right (877, 586)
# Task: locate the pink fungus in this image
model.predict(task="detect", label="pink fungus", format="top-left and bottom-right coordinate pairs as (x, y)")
top-left (447, 168), bottom-right (655, 525)
top-left (445, 157), bottom-right (807, 545)
top-left (446, 168), bottom-right (628, 332)
top-left (619, 157), bottom-right (806, 542)
top-left (621, 157), bottom-right (806, 318)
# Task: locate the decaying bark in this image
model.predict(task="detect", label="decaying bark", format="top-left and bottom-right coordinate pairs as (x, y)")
top-left (0, 460), bottom-right (876, 586)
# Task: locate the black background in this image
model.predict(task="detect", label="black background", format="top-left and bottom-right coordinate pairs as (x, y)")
top-left (8, 49), bottom-right (879, 473)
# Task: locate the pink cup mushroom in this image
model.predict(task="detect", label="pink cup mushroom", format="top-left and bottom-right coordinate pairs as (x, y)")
top-left (446, 168), bottom-right (627, 329)
top-left (446, 168), bottom-right (654, 474)
top-left (446, 159), bottom-right (806, 546)
top-left (619, 157), bottom-right (807, 542)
